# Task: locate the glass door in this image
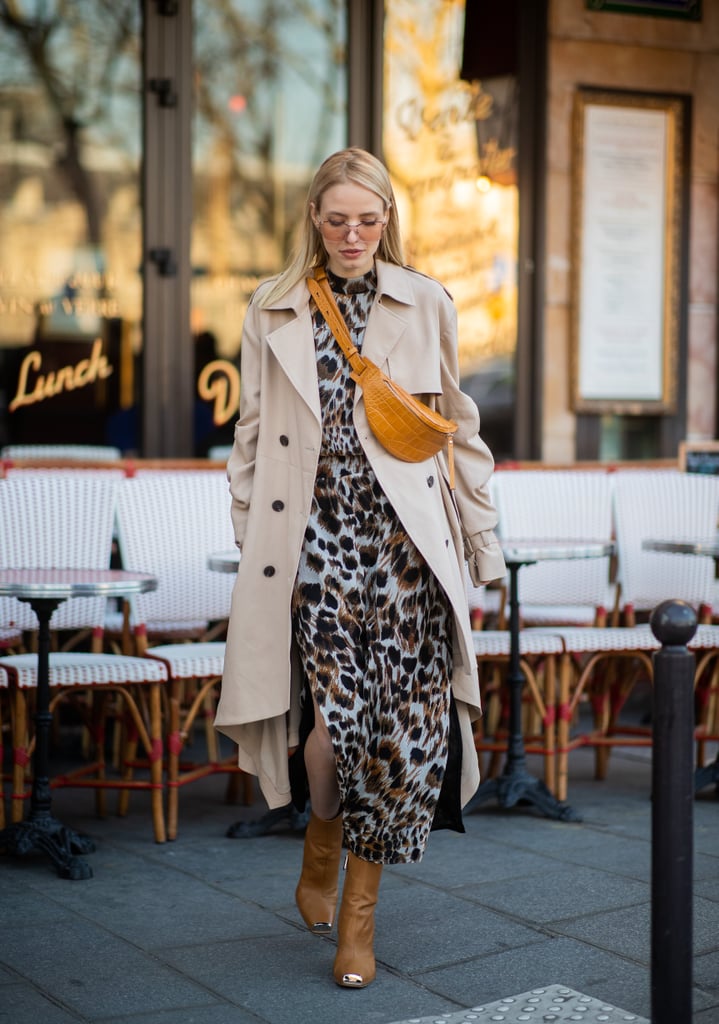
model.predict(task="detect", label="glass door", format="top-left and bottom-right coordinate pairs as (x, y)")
top-left (382, 0), bottom-right (519, 461)
top-left (0, 2), bottom-right (143, 455)
top-left (190, 0), bottom-right (348, 456)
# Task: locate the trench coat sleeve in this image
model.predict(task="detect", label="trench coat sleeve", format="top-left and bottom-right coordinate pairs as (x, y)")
top-left (433, 292), bottom-right (506, 586)
top-left (226, 292), bottom-right (264, 549)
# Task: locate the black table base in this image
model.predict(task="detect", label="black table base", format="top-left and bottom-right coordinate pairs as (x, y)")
top-left (0, 595), bottom-right (97, 879)
top-left (0, 816), bottom-right (95, 880)
top-left (467, 766), bottom-right (581, 821)
top-left (467, 556), bottom-right (581, 823)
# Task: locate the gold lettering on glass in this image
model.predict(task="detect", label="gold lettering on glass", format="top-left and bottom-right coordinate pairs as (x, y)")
top-left (197, 359), bottom-right (240, 426)
top-left (9, 338), bottom-right (113, 412)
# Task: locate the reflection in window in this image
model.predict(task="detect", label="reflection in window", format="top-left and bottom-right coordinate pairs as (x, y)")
top-left (191, 0), bottom-right (347, 454)
top-left (383, 0), bottom-right (518, 460)
top-left (0, 2), bottom-right (142, 452)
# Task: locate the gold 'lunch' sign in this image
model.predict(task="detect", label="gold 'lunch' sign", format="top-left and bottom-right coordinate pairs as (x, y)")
top-left (9, 338), bottom-right (113, 412)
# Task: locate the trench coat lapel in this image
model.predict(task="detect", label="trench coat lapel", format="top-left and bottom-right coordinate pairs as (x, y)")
top-left (358, 260), bottom-right (416, 402)
top-left (265, 283), bottom-right (321, 425)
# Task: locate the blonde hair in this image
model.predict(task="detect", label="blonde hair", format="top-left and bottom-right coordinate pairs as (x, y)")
top-left (259, 148), bottom-right (405, 308)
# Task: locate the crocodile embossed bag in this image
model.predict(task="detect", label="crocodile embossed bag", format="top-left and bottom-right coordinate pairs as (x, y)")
top-left (307, 269), bottom-right (457, 487)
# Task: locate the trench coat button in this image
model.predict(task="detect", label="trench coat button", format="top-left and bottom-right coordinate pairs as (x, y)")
top-left (427, 475), bottom-right (434, 487)
top-left (263, 565), bottom-right (276, 577)
top-left (271, 500), bottom-right (284, 511)
top-left (279, 434), bottom-right (289, 446)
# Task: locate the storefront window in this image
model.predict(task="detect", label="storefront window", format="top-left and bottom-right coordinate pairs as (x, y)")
top-left (191, 0), bottom-right (347, 456)
top-left (0, 2), bottom-right (142, 455)
top-left (383, 0), bottom-right (518, 460)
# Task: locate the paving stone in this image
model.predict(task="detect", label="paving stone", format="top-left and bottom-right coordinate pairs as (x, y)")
top-left (384, 984), bottom-right (649, 1023)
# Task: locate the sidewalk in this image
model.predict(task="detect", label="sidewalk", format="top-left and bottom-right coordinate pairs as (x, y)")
top-left (1, 741), bottom-right (718, 1024)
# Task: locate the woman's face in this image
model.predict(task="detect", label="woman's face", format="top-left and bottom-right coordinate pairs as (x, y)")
top-left (311, 182), bottom-right (387, 278)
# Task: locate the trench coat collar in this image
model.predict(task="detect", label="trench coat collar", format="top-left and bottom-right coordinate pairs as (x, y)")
top-left (262, 260), bottom-right (417, 418)
top-left (260, 259), bottom-right (416, 314)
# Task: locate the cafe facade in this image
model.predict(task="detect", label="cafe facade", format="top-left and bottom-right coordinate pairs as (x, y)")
top-left (0, 0), bottom-right (716, 464)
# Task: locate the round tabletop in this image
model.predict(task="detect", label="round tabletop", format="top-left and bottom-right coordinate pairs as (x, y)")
top-left (207, 550), bottom-right (241, 573)
top-left (642, 538), bottom-right (719, 558)
top-left (0, 568), bottom-right (158, 599)
top-left (500, 539), bottom-right (615, 565)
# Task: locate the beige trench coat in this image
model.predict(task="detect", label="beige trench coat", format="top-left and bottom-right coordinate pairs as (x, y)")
top-left (215, 259), bottom-right (506, 810)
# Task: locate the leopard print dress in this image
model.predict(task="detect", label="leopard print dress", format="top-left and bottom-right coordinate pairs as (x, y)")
top-left (290, 266), bottom-right (453, 865)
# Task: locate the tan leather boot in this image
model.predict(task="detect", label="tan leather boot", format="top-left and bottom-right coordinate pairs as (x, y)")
top-left (333, 851), bottom-right (383, 988)
top-left (295, 812), bottom-right (344, 933)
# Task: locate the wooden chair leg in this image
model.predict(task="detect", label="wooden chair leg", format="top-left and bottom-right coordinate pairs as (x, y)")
top-left (12, 688), bottom-right (29, 823)
top-left (0, 694), bottom-right (5, 831)
top-left (543, 655), bottom-right (557, 795)
top-left (92, 692), bottom-right (108, 819)
top-left (148, 683), bottom-right (167, 844)
top-left (167, 680), bottom-right (182, 842)
top-left (556, 653), bottom-right (572, 804)
top-left (118, 711), bottom-right (139, 818)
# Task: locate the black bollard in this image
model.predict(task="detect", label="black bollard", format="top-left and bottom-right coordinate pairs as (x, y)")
top-left (649, 599), bottom-right (696, 1024)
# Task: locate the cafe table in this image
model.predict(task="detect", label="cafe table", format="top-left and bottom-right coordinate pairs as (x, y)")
top-left (0, 568), bottom-right (157, 878)
top-left (466, 539), bottom-right (615, 823)
top-left (642, 536), bottom-right (719, 794)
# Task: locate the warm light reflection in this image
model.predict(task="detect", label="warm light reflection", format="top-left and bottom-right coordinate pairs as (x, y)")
top-left (383, 0), bottom-right (518, 374)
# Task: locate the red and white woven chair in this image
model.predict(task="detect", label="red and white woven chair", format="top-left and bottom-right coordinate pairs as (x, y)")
top-left (472, 627), bottom-right (565, 794)
top-left (473, 470), bottom-right (617, 795)
top-left (0, 665), bottom-right (8, 828)
top-left (1, 444), bottom-right (122, 462)
top-left (555, 469), bottom-right (719, 800)
top-left (0, 472), bottom-right (168, 841)
top-left (490, 469), bottom-right (617, 626)
top-left (114, 470), bottom-right (249, 840)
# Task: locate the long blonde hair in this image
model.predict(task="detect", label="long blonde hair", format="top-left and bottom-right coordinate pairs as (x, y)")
top-left (259, 148), bottom-right (405, 308)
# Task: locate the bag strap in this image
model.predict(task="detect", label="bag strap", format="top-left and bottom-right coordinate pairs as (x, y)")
top-left (306, 267), bottom-right (368, 379)
top-left (307, 268), bottom-right (456, 490)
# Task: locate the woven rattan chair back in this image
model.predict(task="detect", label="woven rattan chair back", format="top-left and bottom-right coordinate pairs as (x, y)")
top-left (0, 472), bottom-right (120, 632)
top-left (115, 470), bottom-right (235, 633)
top-left (491, 470), bottom-right (616, 622)
top-left (1, 444), bottom-right (122, 462)
top-left (612, 469), bottom-right (719, 622)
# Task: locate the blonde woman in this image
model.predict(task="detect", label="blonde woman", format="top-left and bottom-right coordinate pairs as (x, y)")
top-left (216, 148), bottom-right (505, 988)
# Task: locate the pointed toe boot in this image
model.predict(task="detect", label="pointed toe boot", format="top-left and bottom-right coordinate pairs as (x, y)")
top-left (295, 812), bottom-right (344, 933)
top-left (333, 850), bottom-right (383, 988)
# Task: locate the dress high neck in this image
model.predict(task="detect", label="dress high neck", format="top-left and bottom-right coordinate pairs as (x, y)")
top-left (327, 266), bottom-right (377, 296)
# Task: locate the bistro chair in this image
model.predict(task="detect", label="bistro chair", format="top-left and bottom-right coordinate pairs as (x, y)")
top-left (0, 472), bottom-right (168, 841)
top-left (0, 629), bottom-right (22, 826)
top-left (555, 469), bottom-right (719, 800)
top-left (0, 665), bottom-right (8, 828)
top-left (113, 469), bottom-right (249, 840)
top-left (472, 626), bottom-right (565, 794)
top-left (1, 444), bottom-right (123, 463)
top-left (490, 468), bottom-right (617, 626)
top-left (473, 469), bottom-right (617, 794)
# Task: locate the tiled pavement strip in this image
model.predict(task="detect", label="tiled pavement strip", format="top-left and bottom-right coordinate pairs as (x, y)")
top-left (1, 733), bottom-right (717, 1024)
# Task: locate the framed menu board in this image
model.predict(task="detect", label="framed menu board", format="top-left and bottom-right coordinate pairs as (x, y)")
top-left (570, 89), bottom-right (685, 414)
